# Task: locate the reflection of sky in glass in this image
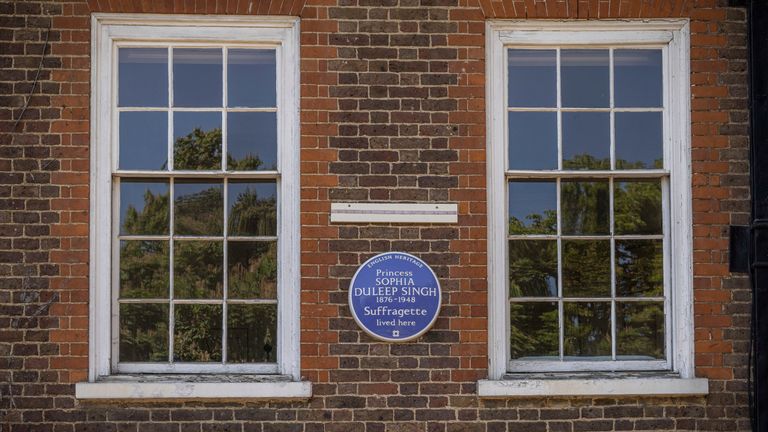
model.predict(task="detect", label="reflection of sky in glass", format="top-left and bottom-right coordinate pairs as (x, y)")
top-left (175, 181), bottom-right (223, 205)
top-left (508, 112), bottom-right (557, 170)
top-left (173, 48), bottom-right (222, 107)
top-left (228, 181), bottom-right (277, 237)
top-left (508, 181), bottom-right (556, 233)
top-left (615, 112), bottom-right (663, 169)
top-left (228, 182), bottom-right (276, 211)
top-left (228, 112), bottom-right (277, 171)
top-left (562, 112), bottom-right (610, 169)
top-left (228, 49), bottom-right (276, 108)
top-left (561, 50), bottom-right (609, 108)
top-left (615, 50), bottom-right (663, 108)
top-left (119, 48), bottom-right (168, 107)
top-left (174, 112), bottom-right (221, 141)
top-left (120, 181), bottom-right (169, 235)
top-left (173, 112), bottom-right (222, 170)
top-left (508, 49), bottom-right (556, 108)
top-left (119, 111), bottom-right (168, 170)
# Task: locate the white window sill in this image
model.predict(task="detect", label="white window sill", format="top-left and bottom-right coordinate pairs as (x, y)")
top-left (478, 373), bottom-right (708, 398)
top-left (75, 375), bottom-right (311, 400)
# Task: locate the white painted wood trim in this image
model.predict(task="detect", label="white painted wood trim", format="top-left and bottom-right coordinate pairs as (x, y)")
top-left (498, 31), bottom-right (673, 46)
top-left (477, 377), bottom-right (708, 398)
top-left (330, 203), bottom-right (458, 224)
top-left (75, 380), bottom-right (311, 400)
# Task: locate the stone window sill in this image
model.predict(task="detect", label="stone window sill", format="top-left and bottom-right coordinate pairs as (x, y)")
top-left (75, 375), bottom-right (312, 400)
top-left (478, 372), bottom-right (708, 398)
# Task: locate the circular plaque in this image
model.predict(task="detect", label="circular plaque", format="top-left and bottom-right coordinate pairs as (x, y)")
top-left (348, 252), bottom-right (442, 342)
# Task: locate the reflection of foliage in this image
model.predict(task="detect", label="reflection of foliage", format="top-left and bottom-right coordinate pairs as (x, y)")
top-left (174, 127), bottom-right (223, 170)
top-left (561, 178), bottom-right (609, 235)
top-left (174, 305), bottom-right (222, 362)
top-left (228, 305), bottom-right (277, 363)
top-left (174, 241), bottom-right (223, 299)
top-left (617, 302), bottom-right (664, 359)
top-left (509, 240), bottom-right (556, 297)
top-left (564, 302), bottom-right (611, 357)
top-left (562, 240), bottom-right (611, 297)
top-left (230, 187), bottom-right (277, 236)
top-left (509, 210), bottom-right (556, 235)
top-left (614, 181), bottom-right (661, 234)
top-left (123, 188), bottom-right (169, 235)
top-left (175, 186), bottom-right (223, 235)
top-left (616, 240), bottom-right (662, 297)
top-left (510, 303), bottom-right (558, 359)
top-left (617, 157), bottom-right (663, 170)
top-left (120, 241), bottom-right (168, 299)
top-left (229, 242), bottom-right (277, 298)
top-left (563, 153), bottom-right (609, 170)
top-left (119, 304), bottom-right (168, 362)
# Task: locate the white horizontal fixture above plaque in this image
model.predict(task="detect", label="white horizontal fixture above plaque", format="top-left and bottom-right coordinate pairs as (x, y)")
top-left (331, 203), bottom-right (458, 224)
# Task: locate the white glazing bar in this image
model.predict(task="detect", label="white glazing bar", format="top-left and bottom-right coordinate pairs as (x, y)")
top-left (168, 176), bottom-right (175, 363)
top-left (506, 170), bottom-right (669, 179)
top-left (610, 177), bottom-right (617, 361)
top-left (556, 48), bottom-right (562, 172)
top-left (119, 298), bottom-right (278, 304)
top-left (116, 106), bottom-right (278, 112)
top-left (168, 46), bottom-right (174, 172)
top-left (508, 234), bottom-right (664, 241)
top-left (222, 176), bottom-right (229, 363)
top-left (609, 49), bottom-right (615, 171)
top-left (508, 296), bottom-right (665, 303)
top-left (113, 170), bottom-right (280, 179)
top-left (507, 107), bottom-right (663, 113)
top-left (556, 178), bottom-right (564, 361)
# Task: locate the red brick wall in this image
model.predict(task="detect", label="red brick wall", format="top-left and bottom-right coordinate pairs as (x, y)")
top-left (0, 0), bottom-right (751, 430)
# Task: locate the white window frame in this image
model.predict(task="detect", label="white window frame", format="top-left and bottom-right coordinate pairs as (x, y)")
top-left (482, 20), bottom-right (707, 397)
top-left (79, 14), bottom-right (307, 399)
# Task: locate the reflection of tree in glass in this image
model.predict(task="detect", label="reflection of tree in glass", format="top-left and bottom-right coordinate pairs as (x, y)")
top-left (228, 305), bottom-right (277, 363)
top-left (614, 180), bottom-right (661, 234)
top-left (174, 127), bottom-right (265, 171)
top-left (616, 240), bottom-right (663, 297)
top-left (564, 302), bottom-right (611, 357)
top-left (120, 241), bottom-right (168, 299)
top-left (563, 153), bottom-right (610, 170)
top-left (510, 303), bottom-right (558, 359)
top-left (229, 187), bottom-right (277, 236)
top-left (508, 210), bottom-right (556, 235)
top-left (174, 241), bottom-right (223, 298)
top-left (617, 302), bottom-right (664, 359)
top-left (229, 242), bottom-right (277, 299)
top-left (123, 187), bottom-right (169, 235)
top-left (175, 186), bottom-right (223, 235)
top-left (561, 179), bottom-right (609, 235)
top-left (174, 304), bottom-right (222, 362)
top-left (508, 241), bottom-right (556, 297)
top-left (119, 304), bottom-right (168, 362)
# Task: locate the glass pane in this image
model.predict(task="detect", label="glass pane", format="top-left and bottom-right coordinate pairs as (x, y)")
top-left (508, 181), bottom-right (557, 235)
top-left (119, 303), bottom-right (168, 362)
top-left (119, 112), bottom-right (168, 171)
top-left (509, 240), bottom-right (557, 297)
top-left (118, 48), bottom-right (168, 107)
top-left (614, 49), bottom-right (663, 108)
top-left (227, 112), bottom-right (277, 171)
top-left (173, 48), bottom-right (222, 107)
top-left (228, 49), bottom-right (276, 108)
top-left (564, 302), bottom-right (611, 358)
top-left (510, 302), bottom-right (559, 359)
top-left (173, 112), bottom-right (222, 170)
top-left (507, 49), bottom-right (556, 108)
top-left (561, 180), bottom-right (609, 235)
top-left (616, 239), bottom-right (663, 297)
top-left (562, 112), bottom-right (610, 170)
top-left (616, 112), bottom-right (663, 169)
top-left (561, 49), bottom-right (609, 108)
top-left (562, 240), bottom-right (611, 297)
top-left (174, 240), bottom-right (223, 299)
top-left (120, 240), bottom-right (169, 299)
top-left (617, 302), bottom-right (665, 359)
top-left (229, 241), bottom-right (277, 299)
top-left (508, 112), bottom-right (558, 170)
top-left (228, 304), bottom-right (278, 363)
top-left (228, 181), bottom-right (277, 237)
top-left (174, 181), bottom-right (223, 236)
top-left (614, 180), bottom-right (662, 235)
top-left (174, 304), bottom-right (222, 362)
top-left (120, 180), bottom-right (169, 236)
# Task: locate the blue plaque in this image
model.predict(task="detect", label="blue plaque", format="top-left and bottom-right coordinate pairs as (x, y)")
top-left (349, 252), bottom-right (442, 342)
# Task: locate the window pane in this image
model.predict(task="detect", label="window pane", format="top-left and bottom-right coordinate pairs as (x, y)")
top-left (228, 49), bottom-right (276, 108)
top-left (174, 304), bottom-right (222, 362)
top-left (614, 49), bottom-right (663, 108)
top-left (229, 241), bottom-right (277, 299)
top-left (119, 112), bottom-right (168, 171)
top-left (174, 240), bottom-right (223, 299)
top-left (562, 112), bottom-right (610, 170)
top-left (616, 239), bottom-right (663, 297)
top-left (508, 49), bottom-right (557, 108)
top-left (120, 180), bottom-right (169, 236)
top-left (120, 240), bottom-right (169, 299)
top-left (508, 112), bottom-right (558, 170)
top-left (173, 112), bottom-right (222, 171)
top-left (118, 48), bottom-right (168, 107)
top-left (228, 181), bottom-right (277, 237)
top-left (617, 302), bottom-right (665, 359)
top-left (174, 181), bottom-right (223, 236)
top-left (562, 240), bottom-right (611, 297)
top-left (564, 302), bottom-right (611, 358)
top-left (508, 181), bottom-right (557, 235)
top-left (509, 240), bottom-right (557, 297)
top-left (561, 180), bottom-right (609, 235)
top-left (510, 302), bottom-right (559, 359)
top-left (119, 303), bottom-right (168, 362)
top-left (614, 180), bottom-right (662, 235)
top-left (173, 48), bottom-right (222, 107)
top-left (228, 304), bottom-right (278, 363)
top-left (227, 112), bottom-right (277, 171)
top-left (561, 49), bottom-right (609, 108)
top-left (616, 112), bottom-right (663, 169)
